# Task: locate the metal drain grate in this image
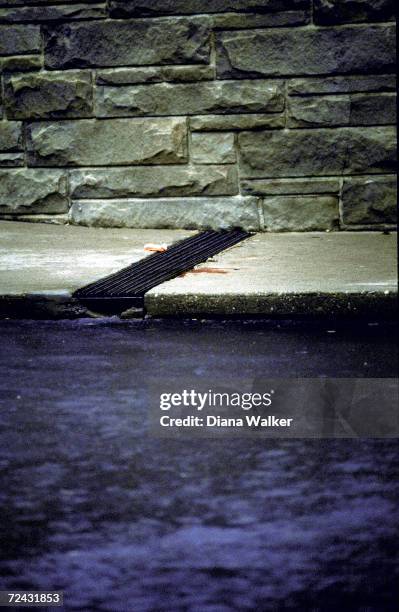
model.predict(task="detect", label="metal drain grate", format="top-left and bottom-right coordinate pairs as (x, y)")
top-left (74, 229), bottom-right (251, 314)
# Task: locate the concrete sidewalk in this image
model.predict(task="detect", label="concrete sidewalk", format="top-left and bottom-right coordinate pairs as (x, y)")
top-left (0, 221), bottom-right (397, 319)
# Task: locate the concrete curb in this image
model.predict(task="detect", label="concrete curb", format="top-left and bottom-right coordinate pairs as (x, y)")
top-left (145, 291), bottom-right (398, 319)
top-left (0, 222), bottom-right (397, 320)
top-left (1, 290), bottom-right (397, 321)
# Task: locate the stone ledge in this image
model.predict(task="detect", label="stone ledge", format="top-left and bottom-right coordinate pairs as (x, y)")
top-left (69, 196), bottom-right (260, 231)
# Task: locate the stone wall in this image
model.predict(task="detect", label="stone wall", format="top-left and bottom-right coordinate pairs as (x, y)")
top-left (0, 0), bottom-right (396, 231)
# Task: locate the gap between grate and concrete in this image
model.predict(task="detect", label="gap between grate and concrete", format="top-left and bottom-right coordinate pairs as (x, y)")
top-left (0, 221), bottom-right (397, 319)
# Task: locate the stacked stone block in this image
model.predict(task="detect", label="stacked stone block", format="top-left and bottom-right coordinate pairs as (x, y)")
top-left (0, 0), bottom-right (396, 231)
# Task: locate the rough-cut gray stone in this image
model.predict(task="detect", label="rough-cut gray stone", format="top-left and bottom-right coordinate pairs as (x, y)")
top-left (0, 168), bottom-right (68, 214)
top-left (0, 3), bottom-right (106, 22)
top-left (0, 1), bottom-right (395, 232)
top-left (5, 71), bottom-right (93, 120)
top-left (287, 75), bottom-right (397, 95)
top-left (96, 80), bottom-right (284, 117)
top-left (96, 65), bottom-right (214, 85)
top-left (191, 133), bottom-right (236, 164)
top-left (211, 10), bottom-right (309, 29)
top-left (217, 25), bottom-right (396, 78)
top-left (262, 196), bottom-right (339, 231)
top-left (27, 118), bottom-right (188, 167)
top-left (350, 93), bottom-right (397, 126)
top-left (70, 196), bottom-right (260, 231)
top-left (0, 54), bottom-right (42, 72)
top-left (0, 121), bottom-right (22, 151)
top-left (314, 0), bottom-right (395, 25)
top-left (43, 18), bottom-right (210, 69)
top-left (69, 165), bottom-right (238, 198)
top-left (238, 127), bottom-right (396, 178)
top-left (242, 178), bottom-right (340, 196)
top-left (287, 93), bottom-right (396, 127)
top-left (288, 96), bottom-right (350, 128)
top-left (109, 0), bottom-right (308, 17)
top-left (342, 175), bottom-right (397, 224)
top-left (190, 113), bottom-right (285, 131)
top-left (0, 24), bottom-right (40, 55)
top-left (0, 152), bottom-right (24, 167)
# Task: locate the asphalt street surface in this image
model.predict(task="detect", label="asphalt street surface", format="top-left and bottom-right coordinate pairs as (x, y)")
top-left (0, 319), bottom-right (398, 611)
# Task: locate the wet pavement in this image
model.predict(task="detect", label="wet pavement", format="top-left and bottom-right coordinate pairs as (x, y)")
top-left (0, 319), bottom-right (398, 611)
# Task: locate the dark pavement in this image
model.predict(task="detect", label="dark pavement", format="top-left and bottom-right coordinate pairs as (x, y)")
top-left (0, 319), bottom-right (398, 611)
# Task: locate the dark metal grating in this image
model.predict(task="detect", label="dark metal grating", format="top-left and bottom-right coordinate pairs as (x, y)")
top-left (74, 229), bottom-right (250, 313)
